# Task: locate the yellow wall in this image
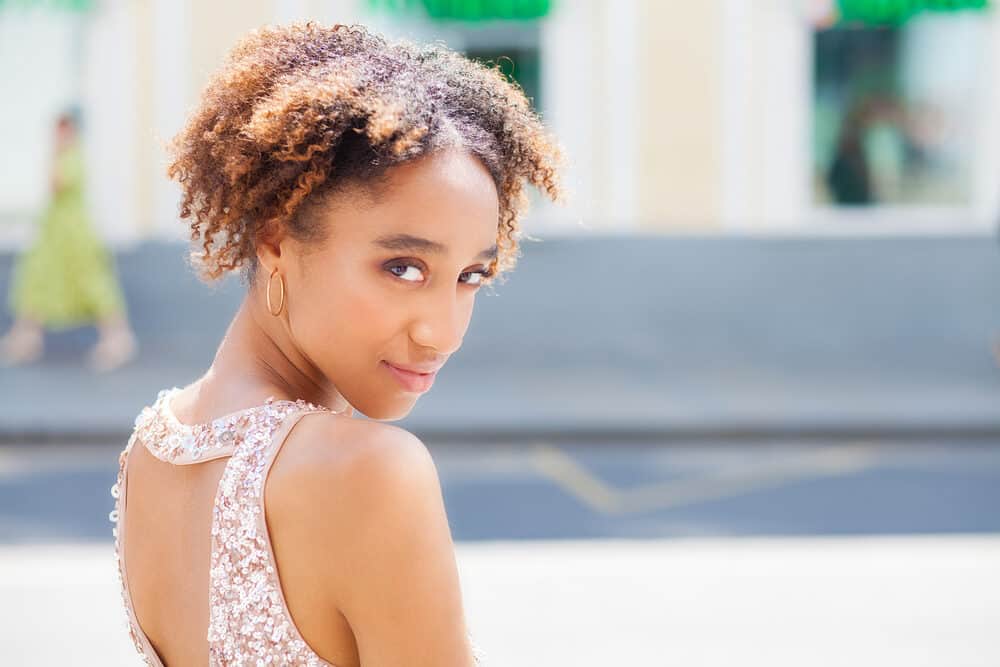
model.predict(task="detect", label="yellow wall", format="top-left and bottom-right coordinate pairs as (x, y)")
top-left (126, 1), bottom-right (730, 236)
top-left (587, 1), bottom-right (613, 227)
top-left (130, 0), bottom-right (274, 235)
top-left (189, 0), bottom-right (273, 102)
top-left (636, 1), bottom-right (723, 230)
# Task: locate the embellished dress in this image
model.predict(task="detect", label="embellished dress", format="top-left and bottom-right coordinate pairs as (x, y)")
top-left (110, 387), bottom-right (486, 666)
top-left (7, 139), bottom-right (128, 329)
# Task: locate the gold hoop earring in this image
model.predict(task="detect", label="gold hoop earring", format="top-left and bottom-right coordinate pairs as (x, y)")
top-left (266, 267), bottom-right (285, 317)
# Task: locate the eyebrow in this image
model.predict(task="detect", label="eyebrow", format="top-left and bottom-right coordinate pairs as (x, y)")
top-left (373, 233), bottom-right (497, 262)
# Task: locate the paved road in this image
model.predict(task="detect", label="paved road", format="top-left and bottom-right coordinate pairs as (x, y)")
top-left (3, 437), bottom-right (998, 544)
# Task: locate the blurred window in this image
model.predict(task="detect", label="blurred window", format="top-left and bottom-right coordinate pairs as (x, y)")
top-left (367, 1), bottom-right (544, 112)
top-left (465, 43), bottom-right (541, 111)
top-left (812, 11), bottom-right (989, 207)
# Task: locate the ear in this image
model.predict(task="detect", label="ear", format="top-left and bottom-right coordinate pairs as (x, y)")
top-left (255, 222), bottom-right (288, 275)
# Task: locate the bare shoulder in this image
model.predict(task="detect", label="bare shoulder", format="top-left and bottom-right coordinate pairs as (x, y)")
top-left (271, 411), bottom-right (437, 499)
top-left (267, 412), bottom-right (441, 540)
top-left (267, 412), bottom-right (474, 665)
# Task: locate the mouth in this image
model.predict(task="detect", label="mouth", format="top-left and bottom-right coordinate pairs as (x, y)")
top-left (382, 361), bottom-right (438, 394)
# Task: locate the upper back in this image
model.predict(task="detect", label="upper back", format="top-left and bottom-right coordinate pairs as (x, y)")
top-left (113, 388), bottom-right (354, 666)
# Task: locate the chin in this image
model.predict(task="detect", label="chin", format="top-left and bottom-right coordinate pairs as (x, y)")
top-left (357, 396), bottom-right (419, 422)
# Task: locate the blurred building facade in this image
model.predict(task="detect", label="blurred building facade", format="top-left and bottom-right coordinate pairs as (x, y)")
top-left (1, 0), bottom-right (998, 248)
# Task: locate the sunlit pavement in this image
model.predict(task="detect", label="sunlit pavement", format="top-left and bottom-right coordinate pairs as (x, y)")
top-left (2, 536), bottom-right (998, 666)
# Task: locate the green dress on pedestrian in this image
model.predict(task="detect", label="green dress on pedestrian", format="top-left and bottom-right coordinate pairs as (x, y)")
top-left (7, 140), bottom-right (128, 330)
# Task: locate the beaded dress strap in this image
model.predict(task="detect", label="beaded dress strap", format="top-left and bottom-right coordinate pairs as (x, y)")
top-left (134, 387), bottom-right (330, 465)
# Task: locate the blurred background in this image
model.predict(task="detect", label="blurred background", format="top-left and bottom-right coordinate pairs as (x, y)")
top-left (1, 0), bottom-right (999, 665)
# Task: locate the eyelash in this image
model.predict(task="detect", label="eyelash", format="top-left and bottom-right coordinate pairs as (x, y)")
top-left (385, 261), bottom-right (494, 286)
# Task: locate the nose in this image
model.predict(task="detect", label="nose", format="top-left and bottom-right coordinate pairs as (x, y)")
top-left (409, 287), bottom-right (469, 356)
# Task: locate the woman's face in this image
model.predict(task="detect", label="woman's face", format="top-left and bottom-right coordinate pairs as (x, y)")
top-left (267, 148), bottom-right (500, 421)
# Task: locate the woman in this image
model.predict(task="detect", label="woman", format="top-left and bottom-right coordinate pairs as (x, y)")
top-left (0, 110), bottom-right (137, 371)
top-left (110, 22), bottom-right (563, 666)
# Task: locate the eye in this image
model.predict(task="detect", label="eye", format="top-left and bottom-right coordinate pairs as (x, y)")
top-left (459, 268), bottom-right (494, 286)
top-left (387, 263), bottom-right (425, 283)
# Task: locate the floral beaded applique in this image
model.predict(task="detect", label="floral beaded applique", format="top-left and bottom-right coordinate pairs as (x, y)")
top-left (133, 387), bottom-right (327, 464)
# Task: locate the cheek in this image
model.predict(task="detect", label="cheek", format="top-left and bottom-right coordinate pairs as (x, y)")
top-left (291, 266), bottom-right (403, 366)
top-left (340, 288), bottom-right (400, 352)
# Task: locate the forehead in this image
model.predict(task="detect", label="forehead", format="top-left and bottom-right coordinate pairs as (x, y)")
top-left (325, 149), bottom-right (499, 250)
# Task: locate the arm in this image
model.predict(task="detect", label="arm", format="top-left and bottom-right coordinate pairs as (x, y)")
top-left (302, 422), bottom-right (478, 666)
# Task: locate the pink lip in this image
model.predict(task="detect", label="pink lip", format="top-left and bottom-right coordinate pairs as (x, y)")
top-left (383, 361), bottom-right (437, 393)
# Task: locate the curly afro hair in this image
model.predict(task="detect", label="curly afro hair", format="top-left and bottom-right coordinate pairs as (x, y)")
top-left (165, 21), bottom-right (565, 287)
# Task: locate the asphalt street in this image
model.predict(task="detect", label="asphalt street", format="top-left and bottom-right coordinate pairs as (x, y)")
top-left (2, 436), bottom-right (998, 544)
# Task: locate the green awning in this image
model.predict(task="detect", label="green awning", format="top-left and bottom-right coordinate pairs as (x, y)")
top-left (0, 0), bottom-right (94, 10)
top-left (368, 0), bottom-right (551, 22)
top-left (837, 0), bottom-right (990, 25)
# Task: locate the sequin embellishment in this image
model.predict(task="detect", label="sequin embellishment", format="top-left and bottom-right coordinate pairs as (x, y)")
top-left (112, 431), bottom-right (151, 664)
top-left (111, 387), bottom-right (487, 665)
top-left (204, 397), bottom-right (334, 665)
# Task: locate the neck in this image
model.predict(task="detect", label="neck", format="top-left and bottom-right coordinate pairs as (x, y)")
top-left (197, 293), bottom-right (353, 416)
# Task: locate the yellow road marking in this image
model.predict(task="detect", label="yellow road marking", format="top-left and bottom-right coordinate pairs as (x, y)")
top-left (531, 445), bottom-right (622, 513)
top-left (530, 443), bottom-right (880, 515)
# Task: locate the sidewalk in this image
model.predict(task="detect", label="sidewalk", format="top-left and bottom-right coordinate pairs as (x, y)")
top-left (3, 535), bottom-right (998, 666)
top-left (3, 235), bottom-right (1000, 440)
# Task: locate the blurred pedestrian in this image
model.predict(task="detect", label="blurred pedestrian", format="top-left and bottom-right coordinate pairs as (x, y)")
top-left (0, 109), bottom-right (137, 371)
top-left (827, 100), bottom-right (875, 204)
